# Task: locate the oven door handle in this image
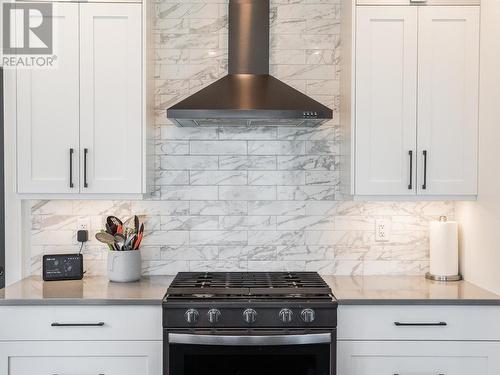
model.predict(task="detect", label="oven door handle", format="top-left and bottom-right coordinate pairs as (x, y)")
top-left (168, 333), bottom-right (331, 346)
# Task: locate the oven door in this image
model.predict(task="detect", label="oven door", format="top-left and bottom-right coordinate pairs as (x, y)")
top-left (165, 330), bottom-right (335, 375)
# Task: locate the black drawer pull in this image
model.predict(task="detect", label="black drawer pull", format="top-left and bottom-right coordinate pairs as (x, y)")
top-left (408, 150), bottom-right (413, 190)
top-left (422, 150), bottom-right (428, 189)
top-left (83, 148), bottom-right (89, 188)
top-left (51, 322), bottom-right (105, 327)
top-left (394, 321), bottom-right (447, 327)
top-left (69, 148), bottom-right (74, 188)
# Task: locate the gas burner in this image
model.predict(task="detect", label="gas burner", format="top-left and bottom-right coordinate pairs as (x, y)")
top-left (165, 271), bottom-right (334, 301)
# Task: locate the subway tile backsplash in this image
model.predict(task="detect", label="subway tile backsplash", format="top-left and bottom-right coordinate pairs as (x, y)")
top-left (28, 0), bottom-right (454, 276)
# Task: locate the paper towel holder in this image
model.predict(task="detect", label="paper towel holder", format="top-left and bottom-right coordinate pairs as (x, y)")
top-left (425, 215), bottom-right (463, 282)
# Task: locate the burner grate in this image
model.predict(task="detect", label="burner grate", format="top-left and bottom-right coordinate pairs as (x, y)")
top-left (166, 272), bottom-right (332, 299)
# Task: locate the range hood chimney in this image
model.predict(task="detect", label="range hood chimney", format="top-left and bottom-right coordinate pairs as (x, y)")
top-left (166, 0), bottom-right (333, 127)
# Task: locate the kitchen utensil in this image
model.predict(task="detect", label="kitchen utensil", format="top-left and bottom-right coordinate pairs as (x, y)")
top-left (133, 223), bottom-right (144, 250)
top-left (106, 216), bottom-right (122, 235)
top-left (134, 215), bottom-right (140, 233)
top-left (123, 216), bottom-right (135, 235)
top-left (114, 233), bottom-right (126, 251)
top-left (105, 222), bottom-right (114, 235)
top-left (95, 232), bottom-right (116, 245)
top-left (124, 234), bottom-right (136, 251)
top-left (133, 233), bottom-right (143, 250)
top-left (123, 216), bottom-right (132, 226)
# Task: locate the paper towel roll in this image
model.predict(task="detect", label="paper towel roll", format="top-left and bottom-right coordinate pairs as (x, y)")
top-left (429, 218), bottom-right (459, 277)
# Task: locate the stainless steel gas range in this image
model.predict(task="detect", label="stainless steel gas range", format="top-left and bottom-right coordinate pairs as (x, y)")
top-left (162, 272), bottom-right (338, 375)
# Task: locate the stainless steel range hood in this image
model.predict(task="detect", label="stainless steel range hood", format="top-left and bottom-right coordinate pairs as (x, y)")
top-left (166, 0), bottom-right (333, 127)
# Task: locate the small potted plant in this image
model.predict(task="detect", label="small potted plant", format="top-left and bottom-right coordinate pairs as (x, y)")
top-left (96, 215), bottom-right (144, 282)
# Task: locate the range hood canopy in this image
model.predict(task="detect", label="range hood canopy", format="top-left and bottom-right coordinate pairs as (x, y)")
top-left (166, 0), bottom-right (333, 127)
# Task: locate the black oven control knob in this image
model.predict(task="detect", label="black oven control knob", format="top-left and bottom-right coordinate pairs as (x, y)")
top-left (301, 308), bottom-right (315, 323)
top-left (243, 308), bottom-right (257, 324)
top-left (207, 309), bottom-right (221, 324)
top-left (185, 309), bottom-right (199, 324)
top-left (279, 308), bottom-right (293, 323)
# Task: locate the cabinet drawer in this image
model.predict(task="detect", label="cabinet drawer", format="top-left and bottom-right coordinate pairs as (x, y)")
top-left (0, 341), bottom-right (161, 375)
top-left (357, 0), bottom-right (480, 4)
top-left (338, 305), bottom-right (500, 340)
top-left (11, 356), bottom-right (146, 375)
top-left (0, 306), bottom-right (161, 341)
top-left (338, 341), bottom-right (499, 375)
top-left (354, 354), bottom-right (486, 375)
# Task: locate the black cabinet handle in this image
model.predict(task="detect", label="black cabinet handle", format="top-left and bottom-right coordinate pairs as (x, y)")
top-left (394, 321), bottom-right (447, 326)
top-left (83, 148), bottom-right (89, 188)
top-left (422, 150), bottom-right (428, 189)
top-left (69, 148), bottom-right (74, 188)
top-left (51, 322), bottom-right (105, 327)
top-left (408, 150), bottom-right (413, 190)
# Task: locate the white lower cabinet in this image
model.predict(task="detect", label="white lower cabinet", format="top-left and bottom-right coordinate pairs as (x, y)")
top-left (337, 305), bottom-right (500, 375)
top-left (338, 340), bottom-right (500, 375)
top-left (0, 306), bottom-right (162, 374)
top-left (1, 341), bottom-right (161, 375)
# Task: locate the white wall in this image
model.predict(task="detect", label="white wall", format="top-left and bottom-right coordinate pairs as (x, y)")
top-left (456, 0), bottom-right (500, 295)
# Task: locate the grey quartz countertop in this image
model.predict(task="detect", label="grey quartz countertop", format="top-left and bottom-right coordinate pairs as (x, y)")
top-left (323, 275), bottom-right (500, 305)
top-left (0, 276), bottom-right (174, 305)
top-left (1, 275), bottom-right (499, 306)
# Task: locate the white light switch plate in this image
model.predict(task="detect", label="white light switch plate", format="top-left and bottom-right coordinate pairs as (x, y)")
top-left (375, 218), bottom-right (392, 242)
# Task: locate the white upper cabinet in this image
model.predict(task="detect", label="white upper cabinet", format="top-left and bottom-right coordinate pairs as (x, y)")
top-left (16, 4), bottom-right (80, 194)
top-left (417, 6), bottom-right (480, 196)
top-left (15, 2), bottom-right (145, 197)
top-left (79, 3), bottom-right (142, 194)
top-left (344, 4), bottom-right (480, 198)
top-left (355, 7), bottom-right (417, 196)
top-left (357, 0), bottom-right (479, 6)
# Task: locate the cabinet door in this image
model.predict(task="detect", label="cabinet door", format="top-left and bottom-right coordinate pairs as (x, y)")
top-left (338, 341), bottom-right (500, 375)
top-left (355, 7), bottom-right (417, 196)
top-left (417, 7), bottom-right (479, 196)
top-left (79, 3), bottom-right (142, 194)
top-left (16, 3), bottom-right (79, 193)
top-left (0, 340), bottom-right (161, 375)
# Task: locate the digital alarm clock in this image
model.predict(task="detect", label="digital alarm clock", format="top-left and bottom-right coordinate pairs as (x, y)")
top-left (42, 254), bottom-right (84, 281)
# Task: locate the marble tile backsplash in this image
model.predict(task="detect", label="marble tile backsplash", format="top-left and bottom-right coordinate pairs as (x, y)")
top-left (28, 0), bottom-right (454, 276)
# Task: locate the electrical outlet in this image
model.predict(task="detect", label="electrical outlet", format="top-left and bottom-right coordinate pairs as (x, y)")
top-left (375, 219), bottom-right (392, 242)
top-left (77, 217), bottom-right (91, 231)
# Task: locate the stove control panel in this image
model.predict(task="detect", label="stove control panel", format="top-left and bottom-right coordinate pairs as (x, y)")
top-left (164, 305), bottom-right (336, 328)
